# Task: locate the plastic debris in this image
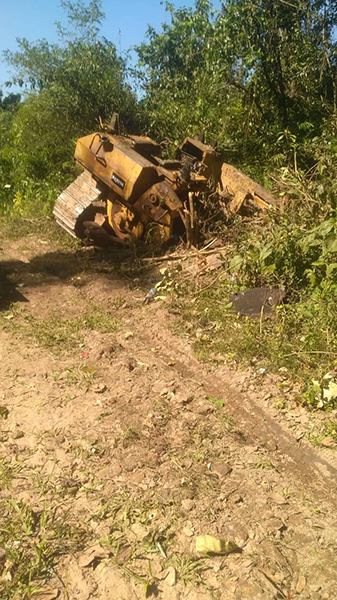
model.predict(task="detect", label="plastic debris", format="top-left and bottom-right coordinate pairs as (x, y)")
top-left (195, 534), bottom-right (241, 556)
top-left (143, 288), bottom-right (158, 304)
top-left (230, 287), bottom-right (285, 318)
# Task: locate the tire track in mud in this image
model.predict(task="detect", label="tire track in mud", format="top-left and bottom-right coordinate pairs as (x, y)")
top-left (136, 309), bottom-right (337, 508)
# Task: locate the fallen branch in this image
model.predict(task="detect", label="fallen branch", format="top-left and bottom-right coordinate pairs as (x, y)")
top-left (283, 350), bottom-right (337, 358)
top-left (140, 246), bottom-right (229, 263)
top-left (193, 270), bottom-right (225, 295)
top-left (201, 238), bottom-right (218, 251)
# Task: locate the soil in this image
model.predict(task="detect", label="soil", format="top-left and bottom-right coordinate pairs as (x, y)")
top-left (0, 231), bottom-right (336, 600)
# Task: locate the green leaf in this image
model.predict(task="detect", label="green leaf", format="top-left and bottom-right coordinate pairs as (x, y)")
top-left (206, 395), bottom-right (225, 407)
top-left (230, 255), bottom-right (244, 273)
top-left (326, 263), bottom-right (337, 278)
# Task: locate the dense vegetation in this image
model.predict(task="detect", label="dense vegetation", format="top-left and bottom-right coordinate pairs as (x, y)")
top-left (1, 0), bottom-right (337, 405)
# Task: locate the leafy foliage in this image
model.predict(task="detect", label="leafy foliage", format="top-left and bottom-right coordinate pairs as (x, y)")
top-left (0, 0), bottom-right (144, 216)
top-left (137, 0), bottom-right (336, 163)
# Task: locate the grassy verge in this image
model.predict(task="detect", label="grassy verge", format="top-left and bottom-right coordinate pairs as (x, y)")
top-left (172, 265), bottom-right (337, 411)
top-left (0, 303), bottom-right (122, 353)
top-left (0, 215), bottom-right (79, 249)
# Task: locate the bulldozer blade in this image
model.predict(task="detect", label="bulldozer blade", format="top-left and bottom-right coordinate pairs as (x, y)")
top-left (217, 163), bottom-right (279, 215)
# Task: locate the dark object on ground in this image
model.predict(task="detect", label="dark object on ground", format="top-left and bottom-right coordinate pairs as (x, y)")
top-left (161, 234), bottom-right (179, 251)
top-left (0, 269), bottom-right (28, 310)
top-left (230, 287), bottom-right (285, 318)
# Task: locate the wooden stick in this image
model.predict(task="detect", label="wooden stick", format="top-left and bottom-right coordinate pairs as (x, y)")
top-left (140, 246), bottom-right (228, 263)
top-left (181, 207), bottom-right (192, 248)
top-left (188, 192), bottom-right (195, 242)
top-left (201, 238), bottom-right (217, 251)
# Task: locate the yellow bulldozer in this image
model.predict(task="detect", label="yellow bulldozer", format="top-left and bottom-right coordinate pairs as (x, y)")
top-left (54, 114), bottom-right (278, 247)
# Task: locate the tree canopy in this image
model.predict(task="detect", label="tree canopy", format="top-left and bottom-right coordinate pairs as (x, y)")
top-left (0, 0), bottom-right (336, 213)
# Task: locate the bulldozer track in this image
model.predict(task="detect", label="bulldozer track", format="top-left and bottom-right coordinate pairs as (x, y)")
top-left (53, 171), bottom-right (103, 238)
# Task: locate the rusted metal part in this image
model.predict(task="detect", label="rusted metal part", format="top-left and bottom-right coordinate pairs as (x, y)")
top-left (218, 164), bottom-right (278, 216)
top-left (107, 200), bottom-right (143, 242)
top-left (54, 119), bottom-right (280, 248)
top-left (132, 181), bottom-right (183, 243)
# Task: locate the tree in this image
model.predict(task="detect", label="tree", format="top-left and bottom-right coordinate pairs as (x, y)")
top-left (0, 0), bottom-right (144, 216)
top-left (136, 0), bottom-right (337, 172)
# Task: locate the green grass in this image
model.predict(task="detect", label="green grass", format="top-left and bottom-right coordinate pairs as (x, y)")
top-left (0, 498), bottom-right (89, 599)
top-left (92, 491), bottom-right (213, 593)
top-left (0, 215), bottom-right (79, 248)
top-left (0, 303), bottom-right (122, 353)
top-left (0, 447), bottom-right (97, 599)
top-left (165, 554), bottom-right (208, 585)
top-left (173, 274), bottom-right (337, 410)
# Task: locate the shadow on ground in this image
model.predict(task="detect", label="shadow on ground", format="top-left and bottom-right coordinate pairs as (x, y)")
top-left (0, 245), bottom-right (154, 310)
top-left (0, 249), bottom-right (121, 308)
top-left (0, 270), bottom-right (29, 310)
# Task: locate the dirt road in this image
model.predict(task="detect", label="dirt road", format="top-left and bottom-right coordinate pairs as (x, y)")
top-left (0, 232), bottom-right (336, 599)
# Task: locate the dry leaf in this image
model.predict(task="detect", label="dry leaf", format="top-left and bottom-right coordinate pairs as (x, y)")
top-left (116, 545), bottom-right (132, 566)
top-left (183, 523), bottom-right (194, 537)
top-left (296, 575), bottom-right (306, 593)
top-left (130, 522), bottom-right (149, 540)
top-left (165, 566), bottom-right (177, 586)
top-left (319, 437), bottom-right (336, 448)
top-left (211, 460), bottom-right (232, 478)
top-left (259, 568), bottom-right (284, 585)
top-left (31, 589), bottom-right (60, 600)
top-left (78, 544), bottom-right (108, 567)
top-left (92, 383), bottom-right (107, 394)
top-left (195, 534), bottom-right (241, 555)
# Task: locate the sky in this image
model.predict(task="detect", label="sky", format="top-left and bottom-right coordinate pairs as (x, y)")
top-left (0, 0), bottom-right (220, 93)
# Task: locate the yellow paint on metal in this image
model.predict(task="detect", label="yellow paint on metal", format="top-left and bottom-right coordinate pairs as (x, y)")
top-left (75, 133), bottom-right (157, 203)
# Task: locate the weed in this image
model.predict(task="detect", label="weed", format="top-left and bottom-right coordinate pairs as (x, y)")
top-left (121, 427), bottom-right (141, 448)
top-left (250, 453), bottom-right (275, 470)
top-left (0, 460), bottom-right (20, 490)
top-left (321, 419), bottom-right (337, 442)
top-left (307, 418), bottom-right (337, 446)
top-left (206, 395), bottom-right (225, 408)
top-left (0, 498), bottom-right (89, 598)
top-left (273, 399), bottom-right (287, 411)
top-left (53, 363), bottom-right (98, 388)
top-left (0, 406), bottom-right (9, 419)
top-left (205, 396), bottom-right (234, 429)
top-left (153, 399), bottom-right (172, 425)
top-left (168, 554), bottom-right (208, 585)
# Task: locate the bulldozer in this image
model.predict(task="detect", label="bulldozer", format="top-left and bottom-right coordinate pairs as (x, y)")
top-left (54, 114), bottom-right (278, 247)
